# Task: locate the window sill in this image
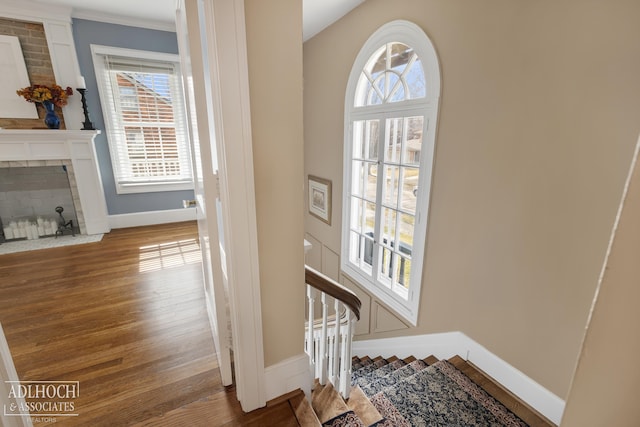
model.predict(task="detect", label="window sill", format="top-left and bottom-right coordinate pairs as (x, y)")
top-left (116, 181), bottom-right (194, 194)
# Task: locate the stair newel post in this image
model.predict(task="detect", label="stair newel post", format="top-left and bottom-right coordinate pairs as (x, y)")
top-left (319, 293), bottom-right (329, 384)
top-left (331, 298), bottom-right (341, 387)
top-left (306, 285), bottom-right (316, 376)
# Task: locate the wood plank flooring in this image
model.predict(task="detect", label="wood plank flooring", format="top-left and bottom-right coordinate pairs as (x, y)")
top-left (0, 222), bottom-right (301, 426)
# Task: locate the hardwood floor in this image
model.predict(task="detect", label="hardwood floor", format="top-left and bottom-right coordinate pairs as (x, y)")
top-left (0, 222), bottom-right (301, 426)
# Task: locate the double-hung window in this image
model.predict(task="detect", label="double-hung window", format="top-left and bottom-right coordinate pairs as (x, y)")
top-left (341, 21), bottom-right (441, 325)
top-left (92, 45), bottom-right (192, 194)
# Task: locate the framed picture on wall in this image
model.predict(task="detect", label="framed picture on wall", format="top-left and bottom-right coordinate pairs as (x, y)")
top-left (308, 175), bottom-right (332, 225)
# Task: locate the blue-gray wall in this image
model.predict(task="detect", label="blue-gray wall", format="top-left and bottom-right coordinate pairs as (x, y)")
top-left (72, 19), bottom-right (194, 215)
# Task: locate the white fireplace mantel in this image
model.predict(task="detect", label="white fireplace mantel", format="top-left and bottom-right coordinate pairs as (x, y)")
top-left (0, 129), bottom-right (110, 235)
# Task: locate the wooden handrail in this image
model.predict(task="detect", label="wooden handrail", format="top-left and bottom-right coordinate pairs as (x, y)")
top-left (305, 265), bottom-right (361, 320)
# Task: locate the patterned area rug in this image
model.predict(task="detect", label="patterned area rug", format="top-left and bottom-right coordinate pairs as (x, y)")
top-left (366, 360), bottom-right (528, 427)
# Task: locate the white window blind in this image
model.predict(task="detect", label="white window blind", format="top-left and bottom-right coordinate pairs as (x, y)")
top-left (92, 46), bottom-right (192, 194)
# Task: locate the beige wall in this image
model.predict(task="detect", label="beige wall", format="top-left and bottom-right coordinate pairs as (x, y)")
top-left (244, 0), bottom-right (305, 367)
top-left (303, 0), bottom-right (640, 398)
top-left (561, 138), bottom-right (640, 425)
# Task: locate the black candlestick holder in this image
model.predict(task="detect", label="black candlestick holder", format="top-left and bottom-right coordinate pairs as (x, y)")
top-left (77, 88), bottom-right (95, 130)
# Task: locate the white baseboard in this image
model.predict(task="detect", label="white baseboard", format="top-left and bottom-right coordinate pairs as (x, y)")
top-left (109, 208), bottom-right (196, 229)
top-left (352, 332), bottom-right (565, 425)
top-left (264, 353), bottom-right (312, 402)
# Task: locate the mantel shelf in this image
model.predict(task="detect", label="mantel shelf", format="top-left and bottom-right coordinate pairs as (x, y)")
top-left (0, 129), bottom-right (100, 143)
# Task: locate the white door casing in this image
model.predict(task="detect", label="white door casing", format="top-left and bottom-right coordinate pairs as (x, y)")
top-left (178, 0), bottom-right (266, 412)
top-left (176, 0), bottom-right (233, 386)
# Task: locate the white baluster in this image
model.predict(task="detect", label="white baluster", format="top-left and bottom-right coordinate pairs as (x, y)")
top-left (339, 309), bottom-right (354, 399)
top-left (319, 292), bottom-right (329, 384)
top-left (306, 285), bottom-right (316, 375)
top-left (331, 298), bottom-right (341, 387)
top-left (316, 330), bottom-right (323, 378)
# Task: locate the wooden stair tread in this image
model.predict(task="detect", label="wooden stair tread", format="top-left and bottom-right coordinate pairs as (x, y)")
top-left (424, 355), bottom-right (439, 365)
top-left (447, 356), bottom-right (555, 427)
top-left (311, 381), bottom-right (351, 423)
top-left (347, 386), bottom-right (384, 426)
top-left (290, 391), bottom-right (322, 427)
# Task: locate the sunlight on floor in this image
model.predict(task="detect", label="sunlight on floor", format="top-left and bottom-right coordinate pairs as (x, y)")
top-left (138, 238), bottom-right (202, 272)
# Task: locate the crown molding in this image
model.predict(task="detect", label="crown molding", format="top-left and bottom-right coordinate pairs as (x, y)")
top-left (71, 9), bottom-right (176, 32)
top-left (0, 0), bottom-right (72, 23)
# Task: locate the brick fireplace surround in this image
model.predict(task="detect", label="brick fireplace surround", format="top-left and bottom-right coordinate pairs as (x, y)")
top-left (0, 129), bottom-right (109, 235)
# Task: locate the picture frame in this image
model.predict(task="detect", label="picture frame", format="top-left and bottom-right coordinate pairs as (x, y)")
top-left (308, 175), bottom-right (332, 225)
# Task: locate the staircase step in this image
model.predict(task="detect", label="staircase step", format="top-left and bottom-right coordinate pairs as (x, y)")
top-left (311, 381), bottom-right (351, 424)
top-left (346, 386), bottom-right (384, 426)
top-left (290, 391), bottom-right (322, 427)
top-left (360, 358), bottom-right (430, 397)
top-left (369, 360), bottom-right (529, 426)
top-left (424, 354), bottom-right (439, 365)
top-left (361, 355), bottom-right (438, 396)
top-left (351, 357), bottom-right (391, 385)
top-left (353, 358), bottom-right (407, 387)
top-left (322, 410), bottom-right (366, 427)
top-left (447, 356), bottom-right (554, 427)
top-left (402, 355), bottom-right (417, 364)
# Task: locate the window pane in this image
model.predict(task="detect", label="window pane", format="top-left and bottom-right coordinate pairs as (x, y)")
top-left (399, 213), bottom-right (415, 251)
top-left (382, 165), bottom-right (399, 208)
top-left (364, 163), bottom-right (378, 203)
top-left (364, 201), bottom-right (376, 237)
top-left (349, 231), bottom-right (361, 265)
top-left (393, 254), bottom-right (411, 298)
top-left (388, 75), bottom-right (406, 103)
top-left (351, 161), bottom-right (364, 197)
top-left (400, 167), bottom-right (419, 214)
top-left (378, 246), bottom-right (392, 288)
top-left (402, 116), bottom-right (423, 166)
top-left (384, 118), bottom-right (404, 163)
top-left (381, 207), bottom-right (396, 246)
top-left (406, 58), bottom-right (426, 99)
top-left (353, 120), bottom-right (379, 160)
top-left (350, 197), bottom-right (363, 232)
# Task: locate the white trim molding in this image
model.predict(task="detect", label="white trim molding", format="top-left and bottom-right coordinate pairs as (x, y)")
top-left (71, 10), bottom-right (176, 33)
top-left (0, 322), bottom-right (33, 427)
top-left (191, 0), bottom-right (266, 412)
top-left (352, 332), bottom-right (565, 425)
top-left (0, 129), bottom-right (109, 235)
top-left (109, 207), bottom-right (196, 229)
top-left (264, 353), bottom-right (312, 402)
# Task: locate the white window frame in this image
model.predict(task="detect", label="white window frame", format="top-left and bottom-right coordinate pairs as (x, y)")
top-left (341, 20), bottom-right (441, 325)
top-left (91, 45), bottom-right (193, 194)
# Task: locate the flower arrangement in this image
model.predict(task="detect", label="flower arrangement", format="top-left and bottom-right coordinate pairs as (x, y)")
top-left (16, 84), bottom-right (73, 107)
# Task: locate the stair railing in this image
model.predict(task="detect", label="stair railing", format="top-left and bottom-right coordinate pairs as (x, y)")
top-left (305, 265), bottom-right (361, 399)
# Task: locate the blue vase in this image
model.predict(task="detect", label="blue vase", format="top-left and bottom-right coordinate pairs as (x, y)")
top-left (42, 100), bottom-right (60, 129)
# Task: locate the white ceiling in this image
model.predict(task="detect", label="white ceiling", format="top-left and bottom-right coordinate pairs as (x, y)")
top-left (30, 0), bottom-right (364, 40)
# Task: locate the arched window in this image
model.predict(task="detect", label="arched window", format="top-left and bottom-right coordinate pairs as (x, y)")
top-left (341, 21), bottom-right (440, 325)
